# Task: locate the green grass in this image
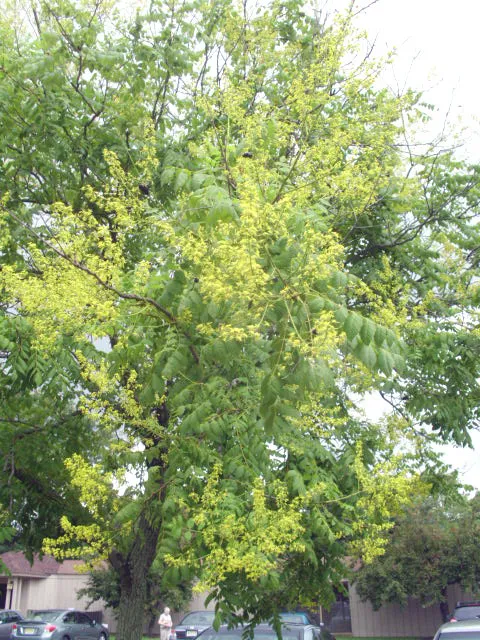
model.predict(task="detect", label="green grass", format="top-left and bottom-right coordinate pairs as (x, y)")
top-left (108, 635), bottom-right (151, 640)
top-left (109, 635), bottom-right (425, 640)
top-left (336, 636), bottom-right (424, 640)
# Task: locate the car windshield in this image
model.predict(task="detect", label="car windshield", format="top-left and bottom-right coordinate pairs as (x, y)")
top-left (279, 615), bottom-right (308, 624)
top-left (181, 613), bottom-right (216, 626)
top-left (455, 609), bottom-right (480, 620)
top-left (27, 612), bottom-right (62, 622)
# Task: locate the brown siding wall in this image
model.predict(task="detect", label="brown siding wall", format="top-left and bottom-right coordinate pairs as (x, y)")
top-left (350, 583), bottom-right (475, 638)
top-left (11, 575), bottom-right (117, 633)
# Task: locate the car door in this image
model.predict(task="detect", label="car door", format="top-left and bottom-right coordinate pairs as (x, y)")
top-left (75, 613), bottom-right (98, 640)
top-left (303, 626), bottom-right (314, 640)
top-left (61, 611), bottom-right (82, 640)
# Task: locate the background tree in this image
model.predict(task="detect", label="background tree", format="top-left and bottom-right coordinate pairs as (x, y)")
top-left (1, 1), bottom-right (480, 639)
top-left (353, 494), bottom-right (480, 622)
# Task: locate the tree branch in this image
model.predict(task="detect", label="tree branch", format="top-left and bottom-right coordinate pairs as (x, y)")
top-left (8, 211), bottom-right (200, 363)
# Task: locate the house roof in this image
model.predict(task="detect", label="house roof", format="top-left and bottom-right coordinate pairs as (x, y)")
top-left (0, 552), bottom-right (85, 577)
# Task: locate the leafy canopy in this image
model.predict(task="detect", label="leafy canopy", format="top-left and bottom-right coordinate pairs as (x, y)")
top-left (1, 0), bottom-right (480, 636)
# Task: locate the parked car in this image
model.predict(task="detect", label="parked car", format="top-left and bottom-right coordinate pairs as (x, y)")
top-left (12, 610), bottom-right (108, 640)
top-left (278, 613), bottom-right (335, 640)
top-left (172, 611), bottom-right (216, 640)
top-left (450, 602), bottom-right (480, 622)
top-left (279, 614), bottom-right (316, 626)
top-left (0, 610), bottom-right (23, 639)
top-left (198, 622), bottom-right (332, 640)
top-left (433, 619), bottom-right (480, 640)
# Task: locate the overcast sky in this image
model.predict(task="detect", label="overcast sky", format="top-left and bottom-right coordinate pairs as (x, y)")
top-left (345, 0), bottom-right (480, 155)
top-left (334, 0), bottom-right (480, 488)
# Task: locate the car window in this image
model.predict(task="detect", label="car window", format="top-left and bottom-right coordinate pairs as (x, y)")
top-left (8, 614), bottom-right (21, 622)
top-left (63, 612), bottom-right (76, 624)
top-left (455, 608), bottom-right (480, 620)
top-left (181, 613), bottom-right (216, 625)
top-left (77, 614), bottom-right (94, 625)
top-left (280, 615), bottom-right (308, 624)
top-left (31, 612), bottom-right (61, 622)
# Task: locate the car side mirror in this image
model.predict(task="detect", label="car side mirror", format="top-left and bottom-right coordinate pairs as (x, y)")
top-left (92, 621), bottom-right (97, 627)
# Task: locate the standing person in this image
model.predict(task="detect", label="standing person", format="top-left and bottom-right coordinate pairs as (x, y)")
top-left (159, 607), bottom-right (173, 640)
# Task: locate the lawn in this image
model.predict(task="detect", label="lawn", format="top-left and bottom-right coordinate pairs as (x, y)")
top-left (110, 636), bottom-right (425, 640)
top-left (336, 637), bottom-right (425, 640)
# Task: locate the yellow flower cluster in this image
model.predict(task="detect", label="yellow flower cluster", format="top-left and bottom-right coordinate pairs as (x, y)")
top-left (42, 455), bottom-right (119, 562)
top-left (166, 467), bottom-right (306, 588)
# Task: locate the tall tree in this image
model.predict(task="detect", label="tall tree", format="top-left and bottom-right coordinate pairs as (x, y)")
top-left (1, 1), bottom-right (479, 639)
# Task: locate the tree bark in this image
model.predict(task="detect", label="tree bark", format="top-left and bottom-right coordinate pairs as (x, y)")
top-left (440, 587), bottom-right (450, 623)
top-left (115, 512), bottom-right (161, 640)
top-left (114, 402), bottom-right (169, 640)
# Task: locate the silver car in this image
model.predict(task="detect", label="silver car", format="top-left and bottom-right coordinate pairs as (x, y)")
top-left (0, 610), bottom-right (23, 640)
top-left (12, 610), bottom-right (108, 640)
top-left (433, 619), bottom-right (480, 640)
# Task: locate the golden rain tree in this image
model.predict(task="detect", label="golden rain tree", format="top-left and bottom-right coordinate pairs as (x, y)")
top-left (1, 0), bottom-right (480, 639)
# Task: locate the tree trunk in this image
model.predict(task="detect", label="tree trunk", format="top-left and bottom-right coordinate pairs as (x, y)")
top-left (114, 403), bottom-right (168, 640)
top-left (440, 587), bottom-right (450, 623)
top-left (115, 512), bottom-right (160, 640)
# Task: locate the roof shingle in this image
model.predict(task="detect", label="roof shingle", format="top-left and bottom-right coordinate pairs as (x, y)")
top-left (0, 552), bottom-right (85, 577)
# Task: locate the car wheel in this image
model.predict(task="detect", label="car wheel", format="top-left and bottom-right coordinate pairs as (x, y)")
top-left (63, 636), bottom-right (71, 640)
top-left (99, 633), bottom-right (107, 640)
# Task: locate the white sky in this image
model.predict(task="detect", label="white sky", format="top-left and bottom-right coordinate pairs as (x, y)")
top-left (334, 0), bottom-right (480, 156)
top-left (338, 0), bottom-right (480, 488)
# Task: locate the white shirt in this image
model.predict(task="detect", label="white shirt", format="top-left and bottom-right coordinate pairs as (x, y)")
top-left (159, 613), bottom-right (172, 628)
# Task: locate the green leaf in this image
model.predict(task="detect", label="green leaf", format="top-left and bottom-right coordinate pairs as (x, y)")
top-left (360, 318), bottom-right (376, 345)
top-left (331, 270), bottom-right (348, 288)
top-left (296, 358), bottom-right (333, 391)
top-left (374, 325), bottom-right (387, 347)
top-left (357, 343), bottom-right (377, 370)
top-left (378, 349), bottom-right (394, 376)
top-left (174, 169), bottom-right (189, 190)
top-left (113, 501), bottom-right (141, 526)
top-left (309, 297), bottom-right (325, 313)
top-left (162, 349), bottom-right (189, 379)
top-left (344, 312), bottom-right (363, 340)
top-left (334, 307), bottom-right (348, 324)
top-left (161, 166), bottom-right (175, 186)
top-left (207, 201), bottom-right (236, 225)
top-left (286, 469), bottom-right (306, 495)
top-left (139, 383), bottom-right (155, 405)
top-left (151, 372), bottom-right (164, 392)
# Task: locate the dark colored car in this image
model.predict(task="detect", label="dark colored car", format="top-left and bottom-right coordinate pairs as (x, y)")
top-left (173, 611), bottom-right (216, 640)
top-left (12, 610), bottom-right (108, 640)
top-left (451, 603), bottom-right (480, 622)
top-left (198, 622), bottom-right (332, 640)
top-left (0, 610), bottom-right (23, 639)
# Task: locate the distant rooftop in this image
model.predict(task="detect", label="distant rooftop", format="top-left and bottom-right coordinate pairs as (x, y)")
top-left (0, 551), bottom-right (84, 577)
